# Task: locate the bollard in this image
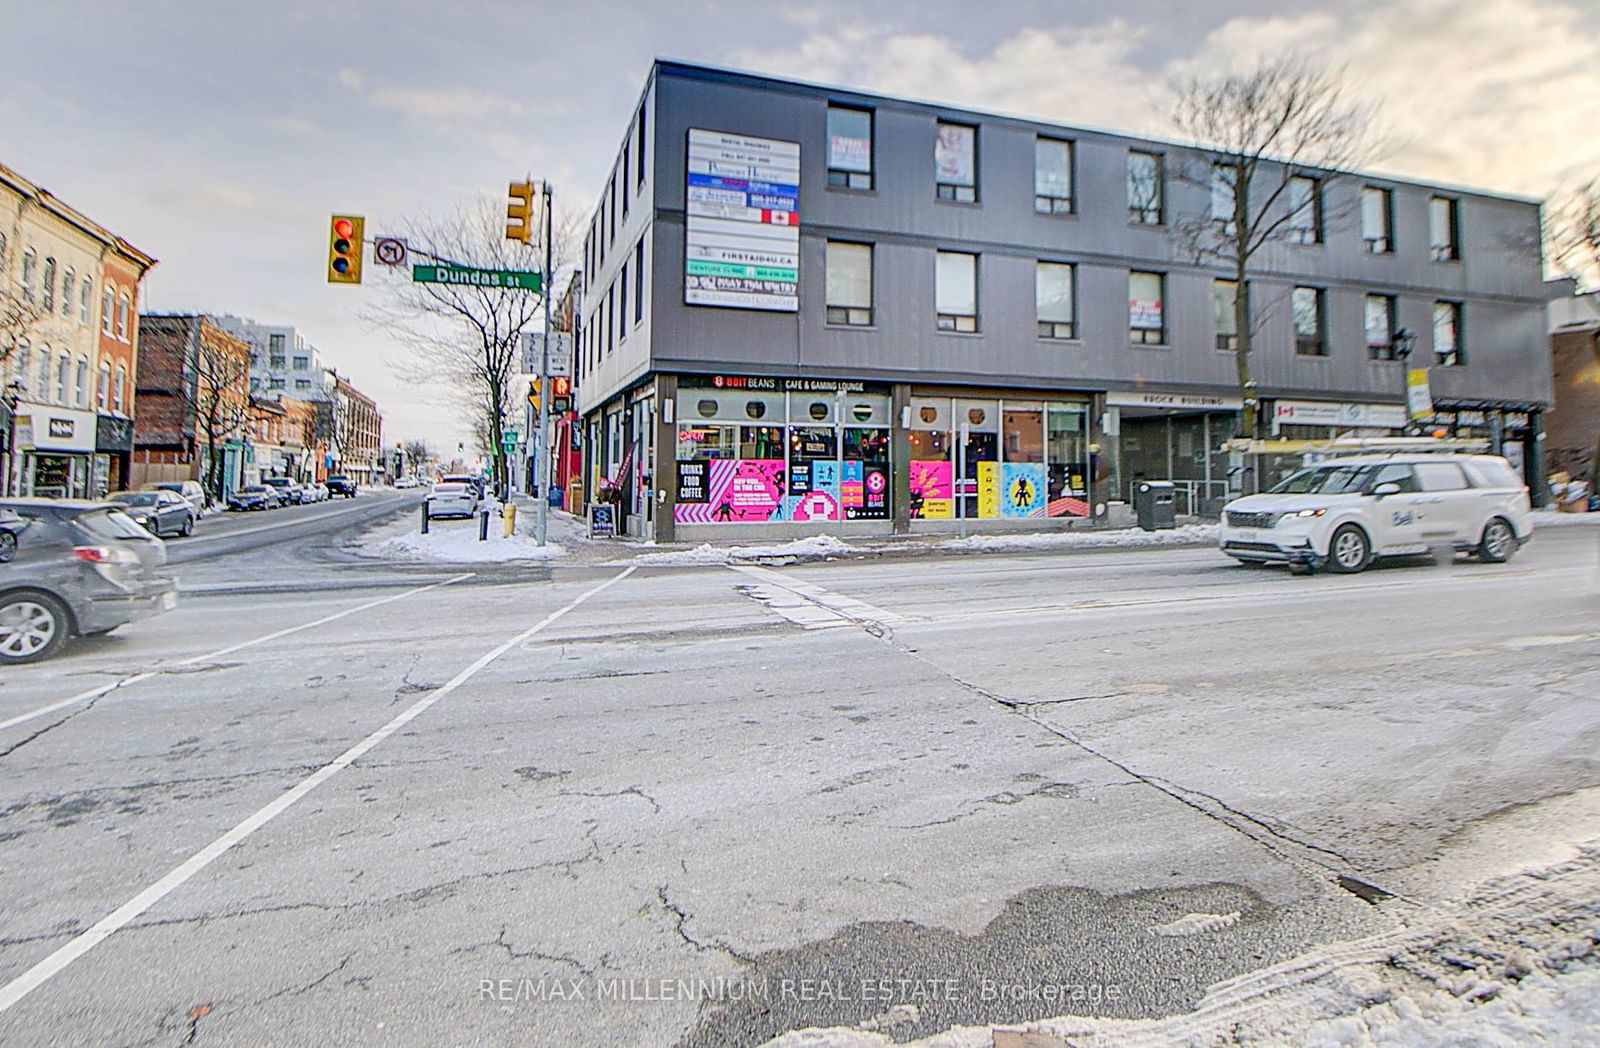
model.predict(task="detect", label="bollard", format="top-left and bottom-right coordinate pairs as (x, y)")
top-left (503, 501), bottom-right (517, 538)
top-left (478, 508), bottom-right (489, 542)
top-left (420, 500), bottom-right (429, 534)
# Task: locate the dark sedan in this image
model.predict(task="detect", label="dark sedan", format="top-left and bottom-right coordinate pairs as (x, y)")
top-left (325, 474), bottom-right (357, 497)
top-left (107, 490), bottom-right (197, 538)
top-left (0, 499), bottom-right (177, 663)
top-left (227, 485), bottom-right (278, 511)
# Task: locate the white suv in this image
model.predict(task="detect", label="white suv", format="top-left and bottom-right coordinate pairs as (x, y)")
top-left (1219, 454), bottom-right (1531, 574)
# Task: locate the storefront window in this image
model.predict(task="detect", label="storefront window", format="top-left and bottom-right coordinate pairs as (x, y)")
top-left (909, 397), bottom-right (952, 520)
top-left (956, 399), bottom-right (998, 519)
top-left (676, 424), bottom-right (735, 459)
top-left (1047, 406), bottom-right (1090, 517)
top-left (739, 425), bottom-right (783, 459)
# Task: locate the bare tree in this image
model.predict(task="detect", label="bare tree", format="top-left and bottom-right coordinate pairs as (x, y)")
top-left (0, 286), bottom-right (43, 377)
top-left (402, 438), bottom-right (430, 479)
top-left (188, 338), bottom-right (253, 503)
top-left (366, 198), bottom-right (577, 498)
top-left (1170, 58), bottom-right (1381, 437)
top-left (1551, 176), bottom-right (1600, 290)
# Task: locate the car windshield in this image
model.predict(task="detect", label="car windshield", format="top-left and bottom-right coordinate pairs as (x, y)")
top-left (432, 484), bottom-right (464, 494)
top-left (110, 493), bottom-right (160, 507)
top-left (73, 508), bottom-right (152, 543)
top-left (241, 487), bottom-right (267, 494)
top-left (1268, 465), bottom-right (1372, 495)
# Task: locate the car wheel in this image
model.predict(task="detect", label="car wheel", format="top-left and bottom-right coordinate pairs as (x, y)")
top-left (0, 531), bottom-right (16, 564)
top-left (180, 514), bottom-right (195, 537)
top-left (0, 592), bottom-right (71, 664)
top-left (1477, 517), bottom-right (1516, 563)
top-left (1327, 524), bottom-right (1371, 574)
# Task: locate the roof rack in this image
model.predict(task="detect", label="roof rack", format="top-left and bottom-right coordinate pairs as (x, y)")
top-left (1221, 436), bottom-right (1492, 458)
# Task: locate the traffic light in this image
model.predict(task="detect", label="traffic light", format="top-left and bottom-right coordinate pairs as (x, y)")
top-left (527, 377), bottom-right (541, 413)
top-left (506, 182), bottom-right (535, 244)
top-left (551, 375), bottom-right (572, 414)
top-left (328, 214), bottom-right (364, 284)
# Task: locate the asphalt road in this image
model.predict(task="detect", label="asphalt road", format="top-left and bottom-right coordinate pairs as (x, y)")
top-left (0, 527), bottom-right (1595, 1045)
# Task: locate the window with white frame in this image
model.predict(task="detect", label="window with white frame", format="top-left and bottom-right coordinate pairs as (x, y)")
top-left (1036, 262), bottom-right (1075, 339)
top-left (1129, 271), bottom-right (1165, 344)
top-left (826, 241), bottom-right (873, 326)
top-left (1128, 151), bottom-right (1163, 225)
top-left (61, 267), bottom-right (75, 316)
top-left (1034, 138), bottom-right (1073, 214)
top-left (1362, 186), bottom-right (1393, 254)
top-left (934, 122), bottom-right (977, 202)
top-left (1434, 300), bottom-right (1463, 366)
top-left (1429, 196), bottom-right (1460, 262)
top-left (935, 251), bottom-right (977, 331)
top-left (56, 350), bottom-right (70, 403)
top-left (74, 356), bottom-right (88, 406)
top-left (97, 362), bottom-right (110, 409)
top-left (37, 346), bottom-right (52, 398)
top-left (117, 293), bottom-right (130, 340)
top-left (79, 276), bottom-right (91, 324)
top-left (21, 249), bottom-right (37, 301)
top-left (41, 257), bottom-right (56, 311)
top-left (1287, 175), bottom-right (1323, 244)
top-left (1293, 287), bottom-right (1326, 356)
top-left (1365, 293), bottom-right (1397, 359)
top-left (102, 285), bottom-right (114, 333)
top-left (828, 105), bottom-right (873, 190)
top-left (1213, 279), bottom-right (1242, 351)
top-left (115, 365), bottom-right (127, 412)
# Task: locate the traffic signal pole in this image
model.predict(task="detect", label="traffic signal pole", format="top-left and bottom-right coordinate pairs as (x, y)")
top-left (535, 180), bottom-right (552, 547)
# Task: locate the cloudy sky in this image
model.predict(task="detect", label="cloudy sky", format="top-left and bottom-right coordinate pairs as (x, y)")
top-left (4, 0), bottom-right (1598, 449)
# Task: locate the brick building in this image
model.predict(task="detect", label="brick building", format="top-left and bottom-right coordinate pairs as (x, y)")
top-left (132, 314), bottom-right (253, 501)
top-left (331, 372), bottom-right (382, 484)
top-left (1546, 284), bottom-right (1600, 485)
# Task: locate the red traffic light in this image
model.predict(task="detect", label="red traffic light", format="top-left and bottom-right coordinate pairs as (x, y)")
top-left (333, 218), bottom-right (355, 239)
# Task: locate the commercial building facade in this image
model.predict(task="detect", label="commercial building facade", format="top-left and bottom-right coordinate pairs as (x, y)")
top-left (576, 62), bottom-right (1551, 541)
top-left (332, 374), bottom-right (383, 484)
top-left (131, 315), bottom-right (253, 500)
top-left (1, 161), bottom-right (155, 498)
top-left (1545, 281), bottom-right (1600, 485)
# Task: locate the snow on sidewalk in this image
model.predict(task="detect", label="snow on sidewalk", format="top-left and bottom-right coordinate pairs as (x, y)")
top-left (1529, 508), bottom-right (1600, 528)
top-left (357, 509), bottom-right (568, 564)
top-left (622, 535), bottom-right (855, 567)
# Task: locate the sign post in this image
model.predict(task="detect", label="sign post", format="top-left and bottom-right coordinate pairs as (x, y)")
top-left (535, 180), bottom-right (553, 546)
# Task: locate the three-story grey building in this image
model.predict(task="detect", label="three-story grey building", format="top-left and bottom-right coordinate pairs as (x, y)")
top-left (577, 61), bottom-right (1549, 541)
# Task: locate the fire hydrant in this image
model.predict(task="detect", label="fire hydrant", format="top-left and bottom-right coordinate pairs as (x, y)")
top-left (502, 501), bottom-right (517, 538)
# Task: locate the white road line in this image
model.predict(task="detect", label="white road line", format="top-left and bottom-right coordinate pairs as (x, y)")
top-left (0, 572), bottom-right (473, 734)
top-left (0, 564), bottom-right (637, 1015)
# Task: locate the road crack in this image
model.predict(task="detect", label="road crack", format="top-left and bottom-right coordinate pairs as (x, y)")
top-left (655, 885), bottom-right (754, 964)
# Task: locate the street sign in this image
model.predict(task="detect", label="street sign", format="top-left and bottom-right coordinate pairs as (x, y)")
top-left (373, 236), bottom-right (408, 266)
top-left (413, 265), bottom-right (542, 291)
top-left (521, 332), bottom-right (572, 376)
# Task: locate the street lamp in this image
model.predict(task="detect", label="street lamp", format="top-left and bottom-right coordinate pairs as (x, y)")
top-left (1392, 328), bottom-right (1417, 434)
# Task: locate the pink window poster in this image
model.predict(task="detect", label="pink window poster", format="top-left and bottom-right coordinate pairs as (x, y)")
top-left (675, 460), bottom-right (785, 523)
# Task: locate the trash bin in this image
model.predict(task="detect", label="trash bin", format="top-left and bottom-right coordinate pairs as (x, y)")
top-left (1134, 481), bottom-right (1176, 531)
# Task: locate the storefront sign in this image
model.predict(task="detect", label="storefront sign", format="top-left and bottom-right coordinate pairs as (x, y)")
top-left (685, 129), bottom-right (800, 312)
top-left (96, 415), bottom-right (134, 453)
top-left (588, 504), bottom-right (616, 538)
top-left (1272, 400), bottom-right (1406, 430)
top-left (683, 375), bottom-right (878, 394)
top-left (909, 460), bottom-right (954, 519)
top-left (1106, 390), bottom-right (1243, 410)
top-left (16, 404), bottom-right (97, 452)
top-left (676, 460), bottom-right (709, 503)
top-left (674, 459), bottom-right (785, 523)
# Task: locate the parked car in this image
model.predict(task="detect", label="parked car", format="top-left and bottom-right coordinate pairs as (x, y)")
top-left (307, 482), bottom-right (329, 502)
top-left (325, 474), bottom-right (357, 498)
top-left (228, 485), bottom-right (278, 511)
top-left (146, 480), bottom-right (209, 516)
top-left (394, 476), bottom-right (420, 489)
top-left (425, 482), bottom-right (481, 520)
top-left (1219, 454), bottom-right (1531, 575)
top-left (107, 490), bottom-right (196, 538)
top-left (0, 498), bottom-right (177, 663)
top-left (260, 477), bottom-right (306, 505)
top-left (0, 508), bottom-right (22, 564)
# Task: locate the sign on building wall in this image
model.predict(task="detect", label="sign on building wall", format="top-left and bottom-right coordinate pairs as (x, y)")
top-left (1272, 400), bottom-right (1407, 430)
top-left (684, 129), bottom-right (800, 312)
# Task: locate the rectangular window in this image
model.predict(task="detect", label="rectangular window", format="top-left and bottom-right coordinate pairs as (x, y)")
top-left (270, 355), bottom-right (286, 369)
top-left (636, 100), bottom-right (647, 185)
top-left (1129, 271), bottom-right (1165, 344)
top-left (935, 251), bottom-right (977, 331)
top-left (1362, 186), bottom-right (1393, 254)
top-left (1034, 137), bottom-right (1073, 214)
top-left (1211, 163), bottom-right (1238, 233)
top-left (634, 239), bottom-right (645, 323)
top-left (1128, 151), bottom-right (1163, 224)
top-left (102, 285), bottom-right (113, 333)
top-left (269, 334), bottom-right (285, 352)
top-left (826, 241), bottom-right (873, 326)
top-left (1213, 279), bottom-right (1240, 351)
top-left (296, 379), bottom-right (311, 390)
top-left (80, 277), bottom-right (91, 324)
top-left (607, 175), bottom-right (616, 243)
top-left (1430, 196), bottom-right (1460, 261)
top-left (1287, 176), bottom-right (1323, 244)
top-left (618, 259), bottom-right (629, 340)
top-left (269, 377), bottom-right (285, 390)
top-left (1293, 287), bottom-right (1326, 356)
top-left (293, 355), bottom-right (309, 370)
top-left (1365, 293), bottom-right (1397, 359)
top-left (1035, 262), bottom-right (1075, 339)
top-left (606, 286), bottom-right (615, 354)
top-left (827, 105), bottom-right (874, 190)
top-left (621, 145), bottom-right (631, 219)
top-left (20, 250), bottom-right (35, 300)
top-left (934, 122), bottom-right (977, 203)
top-left (1434, 300), bottom-right (1463, 366)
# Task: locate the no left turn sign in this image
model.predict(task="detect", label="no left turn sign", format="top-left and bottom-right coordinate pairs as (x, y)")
top-left (373, 236), bottom-right (408, 266)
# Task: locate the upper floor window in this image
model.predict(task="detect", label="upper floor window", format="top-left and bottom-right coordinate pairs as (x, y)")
top-left (1128, 151), bottom-right (1164, 225)
top-left (1286, 176), bottom-right (1323, 244)
top-left (636, 100), bottom-right (647, 186)
top-left (56, 351), bottom-right (70, 403)
top-left (296, 379), bottom-right (312, 390)
top-left (37, 347), bottom-right (51, 398)
top-left (1293, 287), bottom-right (1326, 356)
top-left (1129, 271), bottom-right (1165, 344)
top-left (827, 105), bottom-right (874, 190)
top-left (934, 122), bottom-right (977, 203)
top-left (117, 294), bottom-right (130, 340)
top-left (1034, 137), bottom-right (1073, 214)
top-left (269, 376), bottom-right (286, 390)
top-left (61, 268), bottom-right (75, 317)
top-left (74, 356), bottom-right (88, 407)
top-left (1213, 279), bottom-right (1242, 351)
top-left (1210, 163), bottom-right (1238, 234)
top-left (1361, 186), bottom-right (1393, 254)
top-left (115, 365), bottom-right (126, 412)
top-left (1429, 196), bottom-right (1460, 262)
top-left (101, 285), bottom-right (115, 334)
top-left (1036, 262), bottom-right (1075, 339)
top-left (634, 239), bottom-right (645, 323)
top-left (41, 257), bottom-right (56, 311)
top-left (619, 259), bottom-right (629, 339)
top-left (269, 333), bottom-right (286, 352)
top-left (825, 241), bottom-right (873, 326)
top-left (20, 249), bottom-right (37, 300)
top-left (79, 277), bottom-right (91, 324)
top-left (11, 339), bottom-right (29, 391)
top-left (1433, 300), bottom-right (1464, 366)
top-left (621, 146), bottom-right (631, 219)
top-left (97, 362), bottom-right (110, 409)
top-left (293, 355), bottom-right (309, 370)
top-left (1365, 293), bottom-right (1397, 359)
top-left (935, 250), bottom-right (977, 331)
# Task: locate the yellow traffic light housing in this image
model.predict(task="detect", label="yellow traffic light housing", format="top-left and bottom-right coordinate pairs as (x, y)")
top-left (328, 214), bottom-right (364, 284)
top-left (506, 182), bottom-right (535, 244)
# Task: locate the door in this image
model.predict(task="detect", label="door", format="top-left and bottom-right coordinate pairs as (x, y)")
top-left (157, 491), bottom-right (188, 534)
top-left (1365, 463), bottom-right (1427, 554)
top-left (1412, 460), bottom-right (1477, 546)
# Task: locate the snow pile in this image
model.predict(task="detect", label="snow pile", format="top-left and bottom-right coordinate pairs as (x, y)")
top-left (626, 534), bottom-right (856, 567)
top-left (939, 523), bottom-right (1218, 554)
top-left (1298, 969), bottom-right (1600, 1047)
top-left (1529, 509), bottom-right (1600, 529)
top-left (374, 521), bottom-right (566, 563)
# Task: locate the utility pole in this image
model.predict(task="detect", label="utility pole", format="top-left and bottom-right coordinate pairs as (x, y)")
top-left (535, 180), bottom-right (553, 546)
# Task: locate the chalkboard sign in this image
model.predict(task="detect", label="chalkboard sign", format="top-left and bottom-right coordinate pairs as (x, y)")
top-left (588, 503), bottom-right (616, 539)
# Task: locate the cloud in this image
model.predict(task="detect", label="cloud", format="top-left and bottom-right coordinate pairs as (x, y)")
top-left (338, 67), bottom-right (364, 91)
